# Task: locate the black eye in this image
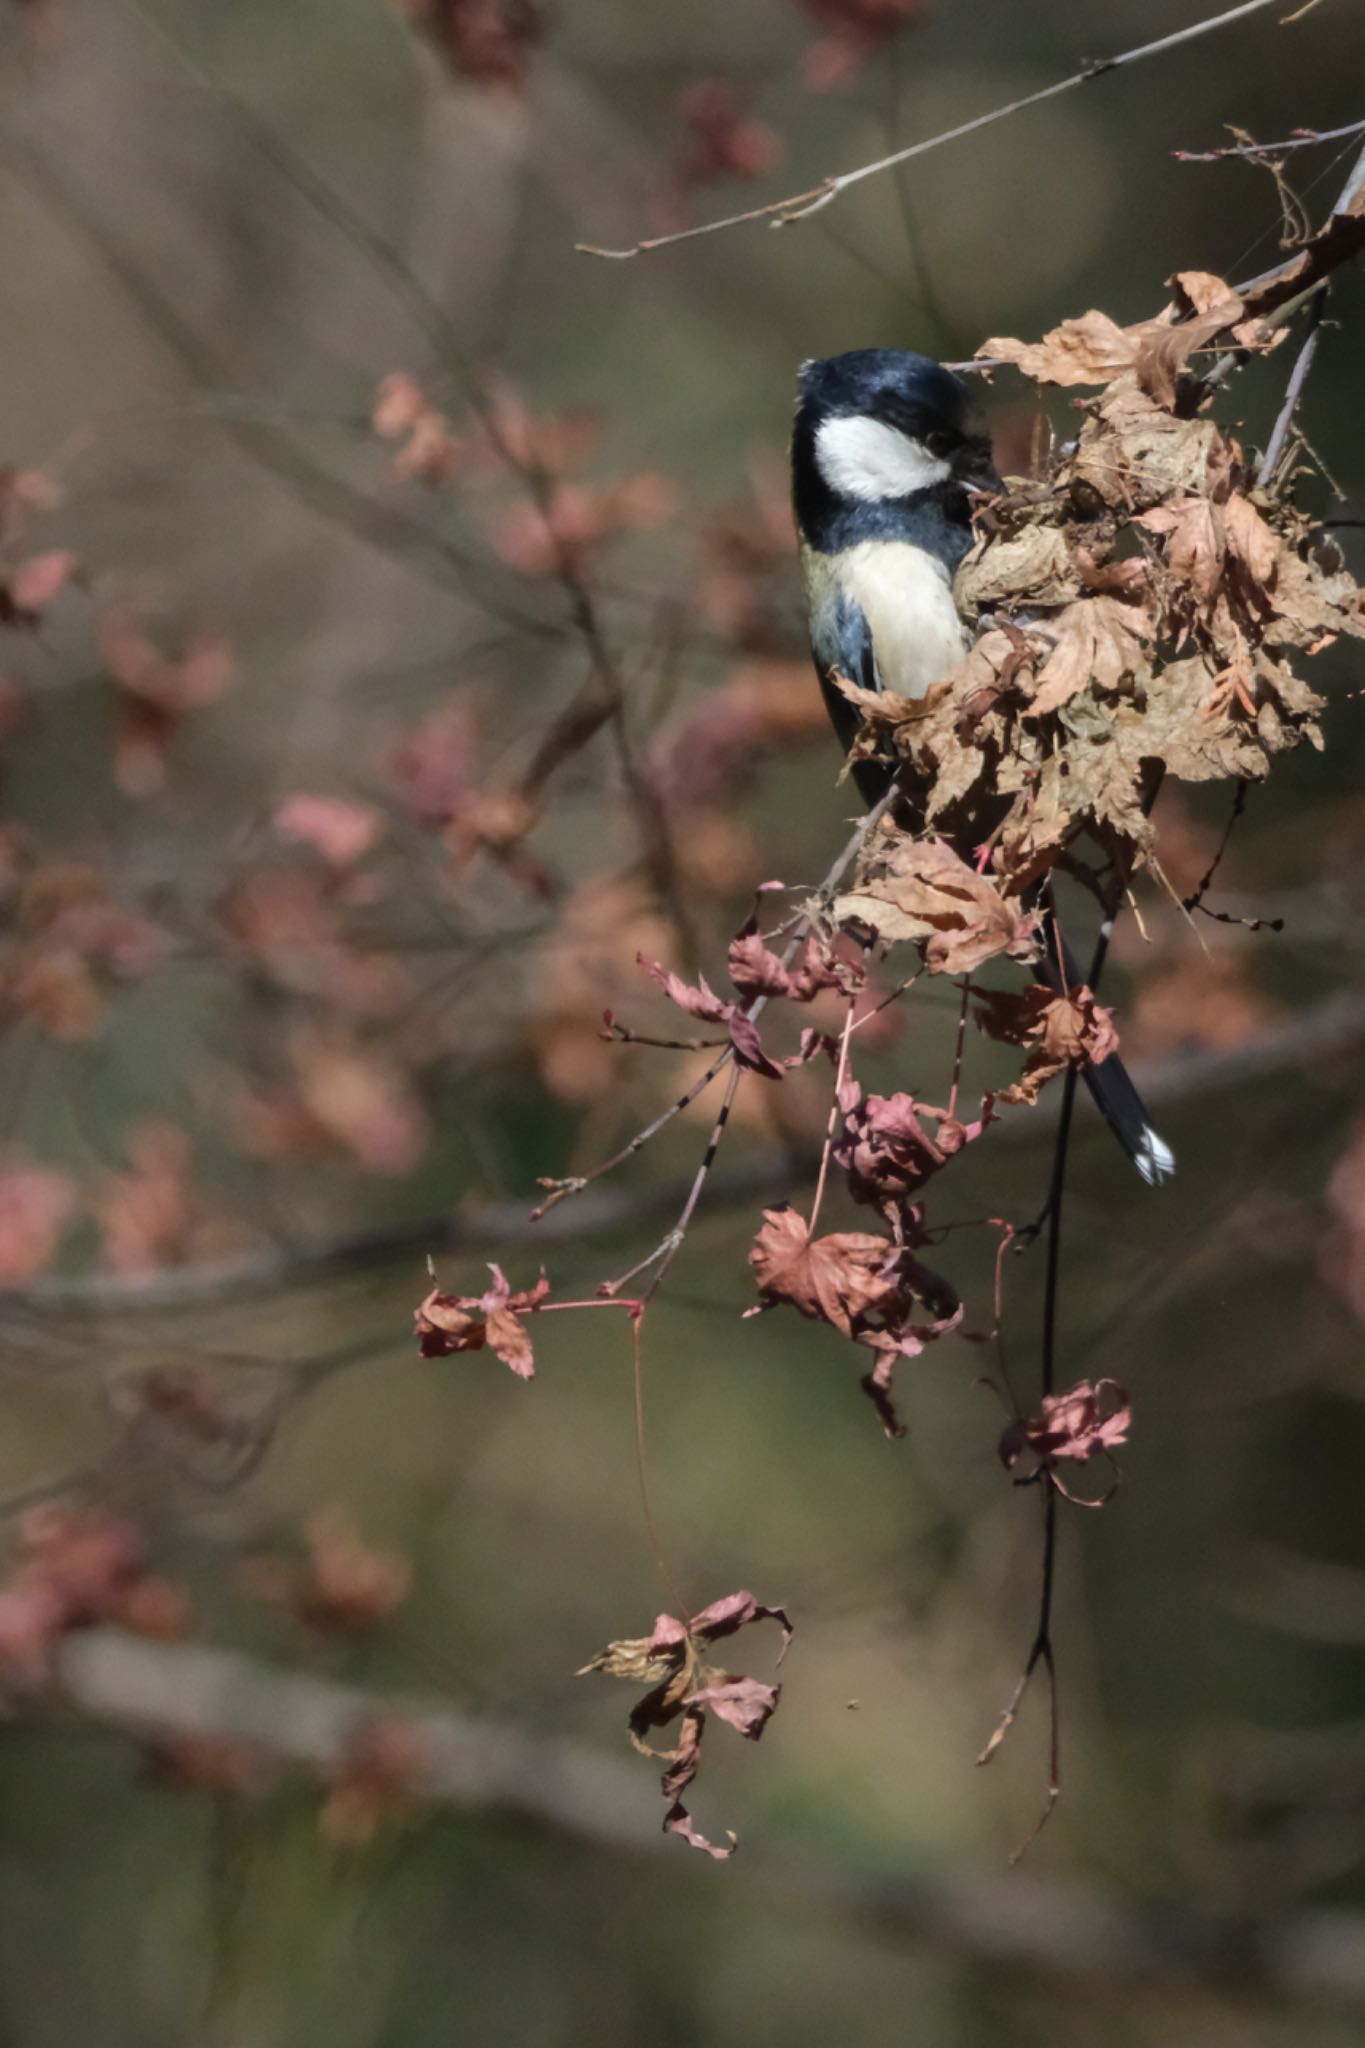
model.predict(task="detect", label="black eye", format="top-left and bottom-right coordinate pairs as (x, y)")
top-left (924, 428), bottom-right (956, 458)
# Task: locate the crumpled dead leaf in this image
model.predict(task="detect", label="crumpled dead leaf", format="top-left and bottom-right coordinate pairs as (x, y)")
top-left (973, 983), bottom-right (1119, 1106)
top-left (746, 1204), bottom-right (962, 1436)
top-left (836, 830), bottom-right (1037, 974)
top-left (980, 270), bottom-right (1275, 406)
top-left (415, 1265), bottom-right (551, 1377)
top-left (579, 1591), bottom-right (790, 1857)
top-left (1028, 595), bottom-right (1153, 717)
top-left (999, 1378), bottom-right (1131, 1497)
top-left (834, 1085), bottom-right (996, 1215)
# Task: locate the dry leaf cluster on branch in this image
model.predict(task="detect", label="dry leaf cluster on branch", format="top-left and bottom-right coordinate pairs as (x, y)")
top-left (836, 270), bottom-right (1363, 947)
top-left (409, 261), bottom-right (1364, 1854)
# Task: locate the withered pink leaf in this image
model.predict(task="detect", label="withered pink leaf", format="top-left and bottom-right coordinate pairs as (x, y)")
top-left (663, 1801), bottom-right (736, 1859)
top-left (836, 1087), bottom-right (997, 1211)
top-left (726, 914), bottom-right (794, 1001)
top-left (686, 1589), bottom-right (793, 1660)
top-left (973, 984), bottom-right (1119, 1105)
top-left (686, 1676), bottom-right (781, 1739)
top-left (274, 796), bottom-right (384, 868)
top-left (580, 1589), bottom-right (788, 1857)
top-left (726, 1010), bottom-right (786, 1080)
top-left (0, 1158), bottom-right (78, 1284)
top-left (641, 956), bottom-right (731, 1023)
top-left (748, 1206), bottom-right (960, 1436)
top-left (1000, 1378), bottom-right (1131, 1470)
top-left (748, 1205), bottom-right (898, 1336)
top-left (414, 1265), bottom-right (548, 1376)
top-left (413, 1288), bottom-right (486, 1358)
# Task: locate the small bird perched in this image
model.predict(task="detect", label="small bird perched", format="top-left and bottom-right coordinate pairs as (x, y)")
top-left (792, 347), bottom-right (1174, 1187)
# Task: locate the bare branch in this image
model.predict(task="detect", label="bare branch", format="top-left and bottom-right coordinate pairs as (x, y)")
top-left (11, 991), bottom-right (1365, 1317)
top-left (577, 0), bottom-right (1296, 260)
top-left (1175, 117), bottom-right (1365, 161)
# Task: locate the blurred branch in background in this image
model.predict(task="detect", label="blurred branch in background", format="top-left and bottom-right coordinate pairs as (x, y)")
top-left (53, 1623), bottom-right (1365, 2005)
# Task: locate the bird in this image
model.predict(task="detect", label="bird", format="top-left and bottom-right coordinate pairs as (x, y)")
top-left (791, 346), bottom-right (1174, 1187)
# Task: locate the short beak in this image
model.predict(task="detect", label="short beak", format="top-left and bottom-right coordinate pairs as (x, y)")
top-left (962, 441), bottom-right (1004, 498)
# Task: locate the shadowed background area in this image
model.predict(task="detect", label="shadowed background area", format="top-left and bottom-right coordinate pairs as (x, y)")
top-left (0, 0), bottom-right (1364, 2042)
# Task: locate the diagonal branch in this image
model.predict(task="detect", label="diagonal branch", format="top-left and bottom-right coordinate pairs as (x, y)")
top-left (577, 0), bottom-right (1296, 260)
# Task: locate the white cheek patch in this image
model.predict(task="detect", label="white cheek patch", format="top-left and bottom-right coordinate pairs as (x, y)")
top-left (815, 414), bottom-right (951, 501)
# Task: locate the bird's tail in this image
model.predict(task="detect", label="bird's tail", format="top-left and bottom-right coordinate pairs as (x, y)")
top-left (1036, 905), bottom-right (1175, 1188)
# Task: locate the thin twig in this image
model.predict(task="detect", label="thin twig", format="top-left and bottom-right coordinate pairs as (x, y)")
top-left (1257, 286), bottom-right (1328, 484)
top-left (807, 997), bottom-right (856, 1236)
top-left (577, 0), bottom-right (1293, 259)
top-left (531, 1049), bottom-right (734, 1219)
top-left (1175, 117), bottom-right (1365, 161)
top-left (1204, 136), bottom-right (1365, 391)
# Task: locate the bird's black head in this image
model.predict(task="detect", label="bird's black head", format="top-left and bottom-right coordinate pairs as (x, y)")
top-left (792, 349), bottom-right (999, 541)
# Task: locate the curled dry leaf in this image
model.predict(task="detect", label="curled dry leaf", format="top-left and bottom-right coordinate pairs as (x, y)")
top-left (1027, 596), bottom-right (1152, 718)
top-left (999, 1378), bottom-right (1132, 1481)
top-left (973, 983), bottom-right (1119, 1106)
top-left (835, 829), bottom-right (1037, 974)
top-left (746, 1204), bottom-right (961, 1437)
top-left (578, 1591), bottom-right (790, 1858)
top-left (835, 1085), bottom-right (996, 1214)
top-left (415, 1264), bottom-right (550, 1377)
top-left (980, 271), bottom-right (1272, 406)
top-left (639, 896), bottom-right (856, 1079)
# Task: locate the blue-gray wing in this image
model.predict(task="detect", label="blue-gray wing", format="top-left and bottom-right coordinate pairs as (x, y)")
top-left (801, 547), bottom-right (877, 752)
top-left (800, 544), bottom-right (888, 800)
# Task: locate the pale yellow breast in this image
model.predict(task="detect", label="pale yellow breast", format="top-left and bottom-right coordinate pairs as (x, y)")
top-left (840, 540), bottom-right (969, 700)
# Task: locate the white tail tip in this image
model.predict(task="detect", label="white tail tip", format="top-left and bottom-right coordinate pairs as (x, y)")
top-left (1135, 1125), bottom-right (1176, 1188)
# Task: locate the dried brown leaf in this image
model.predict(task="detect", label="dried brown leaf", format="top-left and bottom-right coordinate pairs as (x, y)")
top-left (836, 833), bottom-right (1037, 973)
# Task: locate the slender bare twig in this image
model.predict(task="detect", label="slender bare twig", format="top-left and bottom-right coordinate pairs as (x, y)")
top-left (1203, 136), bottom-right (1365, 391)
top-left (531, 1049), bottom-right (736, 1220)
top-left (577, 0), bottom-right (1294, 259)
top-left (13, 986), bottom-right (1365, 1317)
top-left (1175, 117), bottom-right (1365, 161)
top-left (1257, 286), bottom-right (1328, 485)
top-left (806, 996), bottom-right (856, 1237)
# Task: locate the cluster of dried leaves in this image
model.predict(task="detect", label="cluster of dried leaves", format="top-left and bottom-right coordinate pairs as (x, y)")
top-left (838, 272), bottom-right (1362, 940)
top-left (415, 1263), bottom-right (551, 1378)
top-left (579, 1590), bottom-right (791, 1857)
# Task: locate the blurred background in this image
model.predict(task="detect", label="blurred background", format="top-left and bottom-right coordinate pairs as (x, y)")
top-left (1, 0), bottom-right (1365, 2041)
